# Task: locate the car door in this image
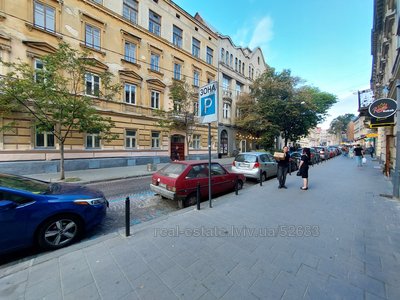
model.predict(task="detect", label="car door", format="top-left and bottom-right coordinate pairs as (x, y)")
top-left (184, 164), bottom-right (210, 197)
top-left (0, 190), bottom-right (36, 253)
top-left (258, 154), bottom-right (268, 176)
top-left (210, 163), bottom-right (233, 194)
top-left (266, 153), bottom-right (278, 176)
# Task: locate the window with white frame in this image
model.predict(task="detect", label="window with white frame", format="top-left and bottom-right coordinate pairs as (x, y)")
top-left (221, 48), bottom-right (224, 62)
top-left (235, 58), bottom-right (238, 71)
top-left (124, 42), bottom-right (136, 63)
top-left (193, 101), bottom-right (199, 115)
top-left (85, 24), bottom-right (101, 50)
top-left (123, 0), bottom-right (138, 24)
top-left (151, 131), bottom-right (160, 148)
top-left (174, 63), bottom-right (181, 80)
top-left (191, 134), bottom-right (200, 149)
top-left (206, 47), bottom-right (213, 64)
top-left (192, 38), bottom-right (200, 58)
top-left (34, 58), bottom-right (44, 83)
top-left (223, 102), bottom-right (231, 119)
top-left (91, 0), bottom-right (102, 3)
top-left (86, 132), bottom-right (100, 148)
top-left (230, 54), bottom-right (233, 67)
top-left (172, 25), bottom-right (183, 48)
top-left (222, 76), bottom-right (230, 91)
top-left (125, 129), bottom-right (136, 148)
top-left (225, 51), bottom-right (229, 65)
top-left (151, 90), bottom-right (160, 109)
top-left (35, 127), bottom-right (54, 148)
top-left (193, 70), bottom-right (200, 87)
top-left (149, 10), bottom-right (161, 36)
top-left (85, 73), bottom-right (100, 96)
top-left (124, 83), bottom-right (136, 104)
top-left (150, 53), bottom-right (160, 71)
top-left (34, 1), bottom-right (55, 32)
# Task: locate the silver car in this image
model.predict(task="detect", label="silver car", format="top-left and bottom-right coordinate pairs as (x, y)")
top-left (231, 152), bottom-right (278, 181)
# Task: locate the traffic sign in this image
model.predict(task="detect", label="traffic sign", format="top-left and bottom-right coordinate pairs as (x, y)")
top-left (199, 82), bottom-right (218, 123)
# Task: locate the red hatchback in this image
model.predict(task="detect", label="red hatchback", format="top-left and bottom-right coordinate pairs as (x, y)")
top-left (150, 161), bottom-right (245, 208)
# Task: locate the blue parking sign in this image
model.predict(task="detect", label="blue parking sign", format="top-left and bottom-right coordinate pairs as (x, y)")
top-left (199, 82), bottom-right (218, 123)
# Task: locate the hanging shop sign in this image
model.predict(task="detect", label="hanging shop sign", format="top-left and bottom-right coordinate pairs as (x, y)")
top-left (368, 98), bottom-right (397, 118)
top-left (369, 115), bottom-right (395, 128)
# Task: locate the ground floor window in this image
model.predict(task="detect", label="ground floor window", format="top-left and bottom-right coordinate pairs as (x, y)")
top-left (86, 133), bottom-right (100, 149)
top-left (151, 131), bottom-right (160, 148)
top-left (125, 129), bottom-right (136, 148)
top-left (191, 134), bottom-right (201, 149)
top-left (35, 128), bottom-right (55, 148)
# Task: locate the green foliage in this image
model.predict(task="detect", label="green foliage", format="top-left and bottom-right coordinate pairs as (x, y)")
top-left (237, 67), bottom-right (337, 146)
top-left (329, 113), bottom-right (355, 136)
top-left (0, 42), bottom-right (121, 179)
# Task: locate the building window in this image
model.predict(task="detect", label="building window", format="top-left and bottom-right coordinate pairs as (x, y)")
top-left (91, 0), bottom-right (102, 3)
top-left (125, 129), bottom-right (136, 148)
top-left (238, 60), bottom-right (241, 73)
top-left (124, 42), bottom-right (136, 63)
top-left (151, 131), bottom-right (160, 148)
top-left (124, 83), bottom-right (136, 104)
top-left (174, 63), bottom-right (181, 80)
top-left (193, 70), bottom-right (200, 87)
top-left (223, 102), bottom-right (231, 119)
top-left (193, 101), bottom-right (199, 115)
top-left (249, 66), bottom-right (251, 78)
top-left (242, 63), bottom-right (245, 75)
top-left (230, 54), bottom-right (233, 67)
top-left (258, 56), bottom-right (260, 65)
top-left (151, 90), bottom-right (160, 109)
top-left (191, 134), bottom-right (201, 149)
top-left (34, 58), bottom-right (44, 83)
top-left (85, 73), bottom-right (100, 96)
top-left (35, 128), bottom-right (54, 148)
top-left (206, 47), bottom-right (213, 64)
top-left (225, 51), bottom-right (229, 65)
top-left (222, 76), bottom-right (230, 91)
top-left (150, 53), bottom-right (160, 72)
top-left (236, 83), bottom-right (242, 97)
top-left (192, 38), bottom-right (200, 58)
top-left (86, 133), bottom-right (100, 148)
top-left (149, 10), bottom-right (161, 36)
top-left (34, 1), bottom-right (55, 32)
top-left (85, 24), bottom-right (101, 50)
top-left (235, 58), bottom-right (238, 71)
top-left (123, 0), bottom-right (138, 24)
top-left (172, 25), bottom-right (183, 48)
top-left (221, 48), bottom-right (224, 62)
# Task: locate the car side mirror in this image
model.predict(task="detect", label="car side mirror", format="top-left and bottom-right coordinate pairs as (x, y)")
top-left (0, 200), bottom-right (18, 211)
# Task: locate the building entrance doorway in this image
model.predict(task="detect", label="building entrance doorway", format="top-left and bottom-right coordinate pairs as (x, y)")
top-left (171, 135), bottom-right (185, 161)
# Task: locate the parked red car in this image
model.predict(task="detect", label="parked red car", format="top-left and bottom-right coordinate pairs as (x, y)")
top-left (150, 161), bottom-right (245, 208)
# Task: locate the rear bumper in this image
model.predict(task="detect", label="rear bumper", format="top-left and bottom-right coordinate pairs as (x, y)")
top-left (231, 167), bottom-right (259, 179)
top-left (150, 184), bottom-right (177, 200)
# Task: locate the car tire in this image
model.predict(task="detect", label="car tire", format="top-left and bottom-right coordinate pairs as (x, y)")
top-left (258, 172), bottom-right (267, 182)
top-left (37, 214), bottom-right (82, 250)
top-left (185, 193), bottom-right (198, 207)
top-left (237, 180), bottom-right (244, 190)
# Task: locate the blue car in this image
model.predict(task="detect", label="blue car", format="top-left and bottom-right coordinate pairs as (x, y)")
top-left (0, 173), bottom-right (108, 255)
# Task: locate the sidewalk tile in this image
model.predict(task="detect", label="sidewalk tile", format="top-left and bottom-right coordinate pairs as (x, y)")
top-left (201, 271), bottom-right (234, 299)
top-left (174, 277), bottom-right (208, 300)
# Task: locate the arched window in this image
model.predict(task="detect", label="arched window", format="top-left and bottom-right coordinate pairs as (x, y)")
top-left (238, 60), bottom-right (241, 73)
top-left (230, 54), bottom-right (233, 67)
top-left (226, 51), bottom-right (229, 65)
top-left (235, 58), bottom-right (238, 71)
top-left (221, 48), bottom-right (224, 62)
top-left (220, 130), bottom-right (228, 155)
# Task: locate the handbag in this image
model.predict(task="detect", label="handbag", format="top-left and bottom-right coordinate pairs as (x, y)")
top-left (362, 157), bottom-right (367, 164)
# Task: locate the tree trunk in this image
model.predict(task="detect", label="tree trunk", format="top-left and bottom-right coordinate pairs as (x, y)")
top-left (60, 142), bottom-right (65, 180)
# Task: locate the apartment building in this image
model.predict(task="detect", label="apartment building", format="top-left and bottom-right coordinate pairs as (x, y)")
top-left (217, 35), bottom-right (267, 155)
top-left (371, 0), bottom-right (399, 171)
top-left (0, 0), bottom-right (219, 172)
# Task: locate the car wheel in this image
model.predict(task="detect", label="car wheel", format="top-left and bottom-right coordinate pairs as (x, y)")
top-left (185, 193), bottom-right (198, 207)
top-left (37, 215), bottom-right (82, 250)
top-left (237, 180), bottom-right (244, 190)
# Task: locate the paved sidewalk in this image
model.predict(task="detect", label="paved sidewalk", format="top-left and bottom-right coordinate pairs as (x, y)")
top-left (28, 157), bottom-right (235, 184)
top-left (1, 157), bottom-right (400, 299)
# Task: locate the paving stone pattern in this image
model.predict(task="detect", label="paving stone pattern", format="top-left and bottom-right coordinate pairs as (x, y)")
top-left (1, 157), bottom-right (400, 299)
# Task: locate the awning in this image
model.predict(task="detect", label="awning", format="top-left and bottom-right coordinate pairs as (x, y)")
top-left (366, 133), bottom-right (378, 138)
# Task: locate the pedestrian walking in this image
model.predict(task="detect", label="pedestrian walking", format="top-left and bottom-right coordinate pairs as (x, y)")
top-left (369, 145), bottom-right (375, 158)
top-left (277, 146), bottom-right (290, 189)
top-left (299, 147), bottom-right (310, 190)
top-left (354, 144), bottom-right (364, 167)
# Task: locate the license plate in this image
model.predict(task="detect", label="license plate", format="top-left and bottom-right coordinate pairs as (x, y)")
top-left (159, 183), bottom-right (166, 188)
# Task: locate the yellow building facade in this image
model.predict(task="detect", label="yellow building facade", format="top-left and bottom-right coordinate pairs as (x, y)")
top-left (0, 0), bottom-right (218, 170)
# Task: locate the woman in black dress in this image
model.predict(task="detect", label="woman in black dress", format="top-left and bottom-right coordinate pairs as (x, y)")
top-left (299, 148), bottom-right (310, 190)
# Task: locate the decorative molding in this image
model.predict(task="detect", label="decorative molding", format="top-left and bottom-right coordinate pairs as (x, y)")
top-left (120, 29), bottom-right (141, 42)
top-left (80, 57), bottom-right (108, 70)
top-left (146, 78), bottom-right (166, 89)
top-left (23, 41), bottom-right (58, 57)
top-left (119, 70), bottom-right (143, 81)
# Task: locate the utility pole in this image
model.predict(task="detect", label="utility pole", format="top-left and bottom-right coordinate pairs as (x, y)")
top-left (393, 79), bottom-right (400, 198)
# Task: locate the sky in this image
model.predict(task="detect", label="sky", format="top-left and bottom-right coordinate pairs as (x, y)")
top-left (173, 0), bottom-right (373, 129)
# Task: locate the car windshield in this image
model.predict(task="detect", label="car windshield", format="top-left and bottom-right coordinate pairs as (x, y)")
top-left (235, 154), bottom-right (257, 163)
top-left (0, 174), bottom-right (49, 194)
top-left (158, 163), bottom-right (187, 178)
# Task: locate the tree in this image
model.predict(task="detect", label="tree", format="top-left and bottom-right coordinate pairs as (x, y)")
top-left (156, 79), bottom-right (197, 157)
top-left (0, 42), bottom-right (120, 180)
top-left (329, 114), bottom-right (355, 141)
top-left (239, 68), bottom-right (336, 146)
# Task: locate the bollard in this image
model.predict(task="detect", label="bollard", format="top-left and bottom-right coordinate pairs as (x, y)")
top-left (196, 182), bottom-right (200, 210)
top-left (125, 196), bottom-right (130, 237)
top-left (259, 170), bottom-right (263, 186)
top-left (235, 176), bottom-right (238, 195)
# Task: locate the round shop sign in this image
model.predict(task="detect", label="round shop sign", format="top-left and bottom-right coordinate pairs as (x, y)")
top-left (368, 98), bottom-right (397, 118)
